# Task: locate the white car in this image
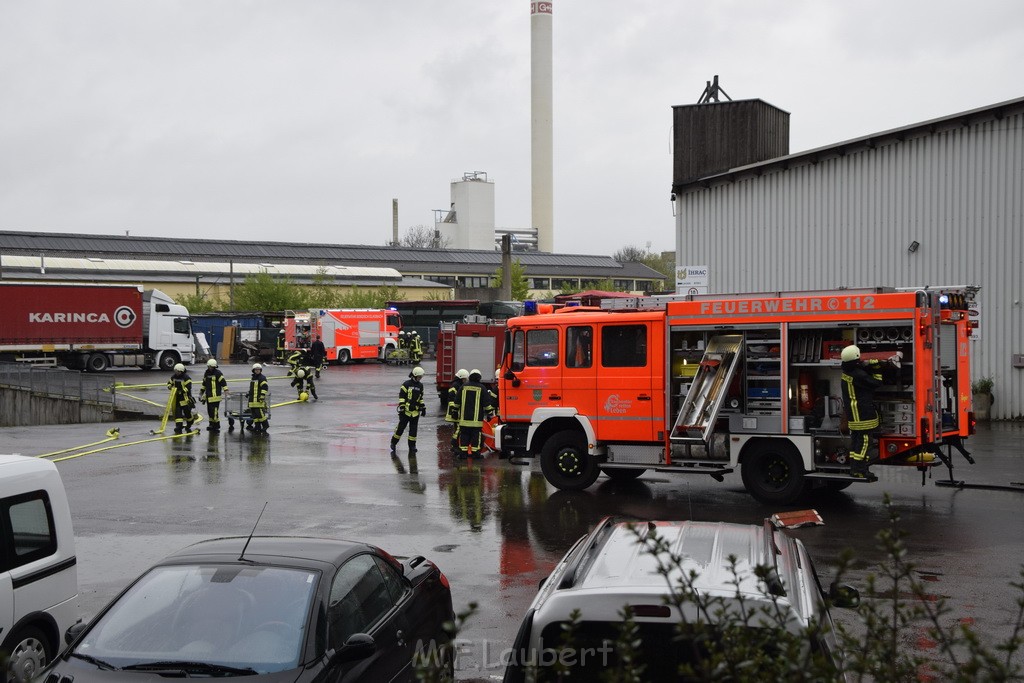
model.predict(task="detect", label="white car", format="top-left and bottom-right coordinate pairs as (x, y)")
top-left (1, 455), bottom-right (79, 683)
top-left (504, 517), bottom-right (859, 681)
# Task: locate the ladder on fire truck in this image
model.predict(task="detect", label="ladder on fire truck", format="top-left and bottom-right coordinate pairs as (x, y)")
top-left (437, 322), bottom-right (456, 379)
top-left (670, 335), bottom-right (744, 444)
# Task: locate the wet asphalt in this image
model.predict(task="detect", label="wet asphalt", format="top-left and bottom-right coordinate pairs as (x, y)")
top-left (2, 359), bottom-right (1023, 681)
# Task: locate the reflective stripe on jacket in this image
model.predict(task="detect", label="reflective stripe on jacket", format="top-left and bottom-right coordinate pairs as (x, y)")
top-left (202, 369), bottom-right (227, 403)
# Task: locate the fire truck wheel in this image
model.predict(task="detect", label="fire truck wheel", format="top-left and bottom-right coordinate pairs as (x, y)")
top-left (338, 349), bottom-right (351, 364)
top-left (601, 468), bottom-right (645, 481)
top-left (541, 431), bottom-right (599, 491)
top-left (740, 442), bottom-right (807, 505)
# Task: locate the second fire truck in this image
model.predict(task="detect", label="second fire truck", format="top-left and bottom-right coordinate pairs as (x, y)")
top-left (494, 287), bottom-right (976, 504)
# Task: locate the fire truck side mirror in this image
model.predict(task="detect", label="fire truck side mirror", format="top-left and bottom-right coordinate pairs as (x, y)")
top-left (512, 378), bottom-right (521, 388)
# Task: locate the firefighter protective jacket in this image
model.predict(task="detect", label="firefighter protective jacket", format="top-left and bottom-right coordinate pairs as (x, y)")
top-left (247, 372), bottom-right (269, 408)
top-left (167, 372), bottom-right (193, 407)
top-left (201, 369), bottom-right (228, 403)
top-left (840, 360), bottom-right (883, 431)
top-left (457, 380), bottom-right (489, 428)
top-left (398, 378), bottom-right (426, 417)
top-left (445, 379), bottom-right (464, 422)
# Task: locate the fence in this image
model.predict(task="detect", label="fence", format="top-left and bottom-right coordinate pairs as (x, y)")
top-left (0, 362), bottom-right (116, 426)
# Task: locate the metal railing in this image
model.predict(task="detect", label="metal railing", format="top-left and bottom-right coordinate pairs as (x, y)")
top-left (0, 362), bottom-right (115, 410)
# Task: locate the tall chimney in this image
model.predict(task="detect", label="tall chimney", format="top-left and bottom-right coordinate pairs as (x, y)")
top-left (392, 198), bottom-right (399, 246)
top-left (531, 1), bottom-right (553, 253)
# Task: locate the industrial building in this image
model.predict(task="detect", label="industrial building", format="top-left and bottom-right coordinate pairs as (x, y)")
top-left (0, 231), bottom-right (666, 304)
top-left (672, 95), bottom-right (1024, 420)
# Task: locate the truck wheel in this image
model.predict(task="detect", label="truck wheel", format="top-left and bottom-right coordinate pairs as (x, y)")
top-left (86, 353), bottom-right (109, 372)
top-left (601, 467), bottom-right (645, 481)
top-left (541, 431), bottom-right (599, 491)
top-left (159, 353), bottom-right (180, 372)
top-left (338, 349), bottom-right (351, 364)
top-left (3, 625), bottom-right (53, 683)
top-left (740, 442), bottom-right (807, 505)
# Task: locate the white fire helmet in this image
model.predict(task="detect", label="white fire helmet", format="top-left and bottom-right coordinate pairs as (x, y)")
top-left (412, 367), bottom-right (425, 377)
top-left (840, 345), bottom-right (861, 362)
top-left (456, 369), bottom-right (469, 380)
top-left (207, 359), bottom-right (218, 368)
top-left (496, 368), bottom-right (501, 379)
top-left (296, 369), bottom-right (305, 379)
top-left (252, 363), bottom-right (263, 372)
top-left (173, 363), bottom-right (185, 373)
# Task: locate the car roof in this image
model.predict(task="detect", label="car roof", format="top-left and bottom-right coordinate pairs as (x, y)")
top-left (575, 520), bottom-right (775, 597)
top-left (0, 453), bottom-right (58, 473)
top-left (161, 535), bottom-right (379, 570)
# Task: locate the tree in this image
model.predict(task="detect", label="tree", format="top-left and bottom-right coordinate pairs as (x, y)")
top-left (176, 292), bottom-right (223, 314)
top-left (613, 244), bottom-right (674, 285)
top-left (491, 259), bottom-right (530, 300)
top-left (233, 272), bottom-right (306, 311)
top-left (304, 266), bottom-right (340, 309)
top-left (399, 225), bottom-right (450, 249)
top-left (337, 285), bottom-right (404, 309)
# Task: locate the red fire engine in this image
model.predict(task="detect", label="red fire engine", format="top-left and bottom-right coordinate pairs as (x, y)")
top-left (494, 287), bottom-right (976, 504)
top-left (283, 308), bottom-right (402, 364)
top-left (435, 317), bottom-right (505, 406)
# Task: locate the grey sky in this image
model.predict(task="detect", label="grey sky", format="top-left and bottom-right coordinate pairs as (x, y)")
top-left (2, 1), bottom-right (1021, 256)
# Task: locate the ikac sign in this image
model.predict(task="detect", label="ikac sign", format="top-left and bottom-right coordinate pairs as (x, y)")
top-left (531, 2), bottom-right (552, 15)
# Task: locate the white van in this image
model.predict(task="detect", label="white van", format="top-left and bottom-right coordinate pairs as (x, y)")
top-left (0, 455), bottom-right (79, 682)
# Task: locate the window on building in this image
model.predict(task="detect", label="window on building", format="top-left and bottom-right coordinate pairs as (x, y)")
top-left (551, 278), bottom-right (578, 291)
top-left (462, 276), bottom-right (492, 288)
top-left (636, 280), bottom-right (654, 292)
top-left (613, 280), bottom-right (633, 291)
top-left (527, 277), bottom-right (551, 290)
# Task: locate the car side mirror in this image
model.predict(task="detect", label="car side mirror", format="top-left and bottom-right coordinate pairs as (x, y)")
top-left (829, 581), bottom-right (861, 609)
top-left (65, 619), bottom-right (88, 645)
top-left (333, 633), bottom-right (376, 663)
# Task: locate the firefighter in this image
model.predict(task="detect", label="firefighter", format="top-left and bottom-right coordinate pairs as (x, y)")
top-left (287, 348), bottom-right (306, 377)
top-left (486, 368), bottom-right (500, 420)
top-left (398, 330), bottom-right (408, 350)
top-left (391, 366), bottom-right (426, 455)
top-left (308, 334), bottom-right (327, 378)
top-left (446, 368), bottom-right (469, 449)
top-left (410, 332), bottom-right (424, 363)
top-left (456, 369), bottom-right (489, 458)
top-left (291, 367), bottom-right (319, 401)
top-left (840, 345), bottom-right (884, 477)
top-left (199, 358), bottom-right (228, 431)
top-left (247, 363), bottom-right (270, 433)
top-left (167, 363), bottom-right (196, 434)
top-left (275, 329), bottom-right (286, 364)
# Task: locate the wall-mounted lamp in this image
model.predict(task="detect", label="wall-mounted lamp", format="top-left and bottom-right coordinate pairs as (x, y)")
top-left (907, 240), bottom-right (920, 253)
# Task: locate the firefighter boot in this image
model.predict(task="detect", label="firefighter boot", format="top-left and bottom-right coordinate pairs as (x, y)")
top-left (849, 458), bottom-right (870, 478)
top-left (389, 437), bottom-right (398, 455)
top-left (408, 441), bottom-right (417, 454)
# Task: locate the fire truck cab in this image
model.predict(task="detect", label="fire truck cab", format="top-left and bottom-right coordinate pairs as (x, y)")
top-left (495, 287), bottom-right (975, 504)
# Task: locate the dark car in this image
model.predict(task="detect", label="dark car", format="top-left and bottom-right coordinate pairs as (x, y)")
top-left (39, 536), bottom-right (455, 682)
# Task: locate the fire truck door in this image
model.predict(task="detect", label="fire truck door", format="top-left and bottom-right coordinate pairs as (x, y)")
top-left (563, 324), bottom-right (597, 412)
top-left (595, 323), bottom-right (656, 442)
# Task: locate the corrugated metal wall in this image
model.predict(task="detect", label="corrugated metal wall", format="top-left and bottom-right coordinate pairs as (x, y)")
top-left (675, 111), bottom-right (1024, 419)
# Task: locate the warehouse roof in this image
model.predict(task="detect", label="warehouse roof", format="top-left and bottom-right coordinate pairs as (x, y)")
top-left (0, 231), bottom-right (665, 281)
top-left (673, 95), bottom-right (1024, 194)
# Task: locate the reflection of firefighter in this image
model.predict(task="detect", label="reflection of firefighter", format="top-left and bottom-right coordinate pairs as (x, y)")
top-left (247, 363), bottom-right (270, 433)
top-left (199, 359), bottom-right (228, 431)
top-left (447, 464), bottom-right (486, 531)
top-left (457, 369), bottom-right (491, 457)
top-left (290, 367), bottom-right (319, 401)
top-left (167, 363), bottom-right (196, 434)
top-left (391, 367), bottom-right (426, 454)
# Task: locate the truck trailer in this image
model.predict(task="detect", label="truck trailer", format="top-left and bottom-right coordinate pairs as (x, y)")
top-left (494, 287), bottom-right (976, 504)
top-left (0, 282), bottom-right (194, 372)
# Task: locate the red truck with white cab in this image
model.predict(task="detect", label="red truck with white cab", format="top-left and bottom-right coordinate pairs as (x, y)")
top-left (0, 282), bottom-right (194, 371)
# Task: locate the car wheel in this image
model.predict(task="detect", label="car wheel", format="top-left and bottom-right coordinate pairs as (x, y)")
top-left (601, 467), bottom-right (645, 481)
top-left (741, 442), bottom-right (807, 505)
top-left (159, 352), bottom-right (180, 372)
top-left (86, 352), bottom-right (109, 372)
top-left (4, 625), bottom-right (52, 683)
top-left (541, 430), bottom-right (599, 491)
top-left (338, 349), bottom-right (351, 364)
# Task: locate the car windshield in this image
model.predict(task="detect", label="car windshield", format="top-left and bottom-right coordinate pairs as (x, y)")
top-left (73, 563), bottom-right (318, 674)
